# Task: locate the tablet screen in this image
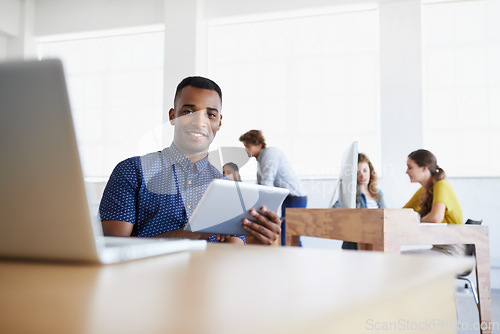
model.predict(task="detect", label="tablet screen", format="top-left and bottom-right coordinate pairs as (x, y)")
top-left (184, 179), bottom-right (289, 235)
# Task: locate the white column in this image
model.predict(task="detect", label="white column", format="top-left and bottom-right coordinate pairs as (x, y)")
top-left (4, 0), bottom-right (36, 60)
top-left (0, 0), bottom-right (20, 60)
top-left (162, 0), bottom-right (206, 146)
top-left (379, 0), bottom-right (423, 207)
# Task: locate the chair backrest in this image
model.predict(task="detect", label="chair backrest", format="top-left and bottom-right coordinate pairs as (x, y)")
top-left (465, 219), bottom-right (483, 225)
top-left (464, 219), bottom-right (483, 256)
top-left (456, 218), bottom-right (484, 278)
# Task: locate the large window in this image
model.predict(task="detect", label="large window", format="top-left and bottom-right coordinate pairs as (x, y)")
top-left (38, 27), bottom-right (165, 178)
top-left (206, 7), bottom-right (380, 179)
top-left (422, 0), bottom-right (500, 176)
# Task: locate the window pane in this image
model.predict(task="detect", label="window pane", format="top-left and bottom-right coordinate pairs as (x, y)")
top-left (38, 29), bottom-right (165, 178)
top-left (422, 0), bottom-right (500, 176)
top-left (207, 9), bottom-right (380, 179)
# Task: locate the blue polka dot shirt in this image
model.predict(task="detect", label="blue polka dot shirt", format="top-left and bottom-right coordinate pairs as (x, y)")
top-left (99, 144), bottom-right (245, 243)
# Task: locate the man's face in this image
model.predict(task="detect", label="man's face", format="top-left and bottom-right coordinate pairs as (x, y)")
top-left (243, 142), bottom-right (262, 158)
top-left (169, 86), bottom-right (222, 158)
top-left (223, 165), bottom-right (238, 180)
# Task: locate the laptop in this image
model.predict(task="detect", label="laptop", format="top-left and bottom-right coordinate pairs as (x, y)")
top-left (184, 179), bottom-right (289, 235)
top-left (0, 59), bottom-right (206, 264)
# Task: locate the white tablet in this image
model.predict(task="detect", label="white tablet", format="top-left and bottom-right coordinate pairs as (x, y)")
top-left (184, 179), bottom-right (289, 236)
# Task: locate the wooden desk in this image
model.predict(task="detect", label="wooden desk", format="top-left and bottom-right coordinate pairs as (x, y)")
top-left (0, 244), bottom-right (472, 334)
top-left (286, 208), bottom-right (492, 334)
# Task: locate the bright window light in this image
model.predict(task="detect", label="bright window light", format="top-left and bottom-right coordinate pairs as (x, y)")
top-left (38, 27), bottom-right (165, 178)
top-left (422, 0), bottom-right (500, 176)
top-left (206, 7), bottom-right (380, 179)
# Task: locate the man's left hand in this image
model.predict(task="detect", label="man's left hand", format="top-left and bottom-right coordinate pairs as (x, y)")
top-left (242, 206), bottom-right (282, 245)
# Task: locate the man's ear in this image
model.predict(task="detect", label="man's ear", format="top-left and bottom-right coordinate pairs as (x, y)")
top-left (217, 114), bottom-right (223, 131)
top-left (169, 108), bottom-right (175, 125)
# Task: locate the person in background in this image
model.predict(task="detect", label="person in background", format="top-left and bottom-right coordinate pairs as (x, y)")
top-left (333, 153), bottom-right (386, 250)
top-left (223, 162), bottom-right (242, 182)
top-left (99, 77), bottom-right (282, 246)
top-left (403, 149), bottom-right (465, 256)
top-left (239, 129), bottom-right (307, 246)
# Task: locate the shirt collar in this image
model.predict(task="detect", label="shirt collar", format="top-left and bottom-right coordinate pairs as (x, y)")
top-left (163, 143), bottom-right (209, 172)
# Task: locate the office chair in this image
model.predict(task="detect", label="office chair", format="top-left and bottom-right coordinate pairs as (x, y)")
top-left (456, 218), bottom-right (483, 307)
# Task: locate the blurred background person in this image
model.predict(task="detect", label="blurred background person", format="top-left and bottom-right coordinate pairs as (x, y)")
top-left (333, 152), bottom-right (386, 250)
top-left (223, 162), bottom-right (242, 182)
top-left (239, 129), bottom-right (307, 246)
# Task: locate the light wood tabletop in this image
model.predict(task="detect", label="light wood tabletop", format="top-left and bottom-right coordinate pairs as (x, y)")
top-left (0, 243), bottom-right (473, 334)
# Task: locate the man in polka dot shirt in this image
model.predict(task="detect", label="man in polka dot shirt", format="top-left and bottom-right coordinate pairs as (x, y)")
top-left (99, 76), bottom-right (282, 245)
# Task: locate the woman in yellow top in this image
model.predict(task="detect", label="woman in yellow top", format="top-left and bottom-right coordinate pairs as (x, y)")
top-left (403, 149), bottom-right (465, 256)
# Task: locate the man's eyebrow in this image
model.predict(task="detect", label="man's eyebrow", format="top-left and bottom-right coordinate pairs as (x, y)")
top-left (181, 104), bottom-right (219, 113)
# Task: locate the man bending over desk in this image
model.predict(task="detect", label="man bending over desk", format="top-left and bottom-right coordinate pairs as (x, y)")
top-left (99, 76), bottom-right (281, 245)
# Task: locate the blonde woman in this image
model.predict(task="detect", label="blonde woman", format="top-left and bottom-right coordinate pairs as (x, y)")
top-left (334, 153), bottom-right (386, 250)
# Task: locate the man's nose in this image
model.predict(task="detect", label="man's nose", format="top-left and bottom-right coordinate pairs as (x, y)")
top-left (192, 110), bottom-right (209, 126)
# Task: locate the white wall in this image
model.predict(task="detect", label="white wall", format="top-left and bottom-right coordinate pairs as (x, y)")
top-left (0, 36), bottom-right (7, 59)
top-left (162, 0), bottom-right (203, 145)
top-left (0, 0), bottom-right (36, 61)
top-left (379, 1), bottom-right (424, 208)
top-left (34, 0), bottom-right (164, 35)
top-left (204, 0), bottom-right (375, 18)
top-left (0, 0), bottom-right (20, 36)
top-left (0, 0), bottom-right (20, 61)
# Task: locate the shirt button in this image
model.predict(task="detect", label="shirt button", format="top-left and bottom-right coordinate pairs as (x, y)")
top-left (188, 180), bottom-right (192, 184)
top-left (186, 205), bottom-right (191, 209)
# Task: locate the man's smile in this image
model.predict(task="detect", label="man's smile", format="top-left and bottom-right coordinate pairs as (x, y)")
top-left (186, 130), bottom-right (208, 138)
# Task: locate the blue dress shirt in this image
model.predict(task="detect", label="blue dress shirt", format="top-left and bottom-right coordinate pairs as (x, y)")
top-left (99, 144), bottom-right (244, 243)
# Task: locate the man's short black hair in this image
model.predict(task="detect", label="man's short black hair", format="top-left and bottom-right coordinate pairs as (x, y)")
top-left (174, 76), bottom-right (222, 104)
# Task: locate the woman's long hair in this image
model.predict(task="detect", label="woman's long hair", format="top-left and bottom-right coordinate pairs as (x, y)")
top-left (357, 153), bottom-right (381, 202)
top-left (408, 149), bottom-right (446, 217)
